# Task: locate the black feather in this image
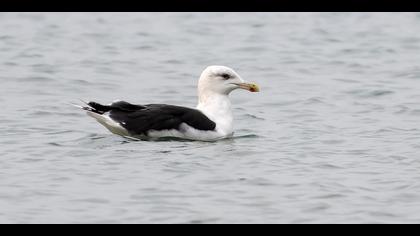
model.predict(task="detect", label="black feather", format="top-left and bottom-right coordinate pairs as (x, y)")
top-left (89, 101), bottom-right (216, 135)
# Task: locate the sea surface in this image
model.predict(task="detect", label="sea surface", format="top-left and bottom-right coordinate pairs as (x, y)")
top-left (1, 12), bottom-right (420, 223)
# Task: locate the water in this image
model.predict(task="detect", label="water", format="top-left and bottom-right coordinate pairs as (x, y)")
top-left (1, 12), bottom-right (420, 224)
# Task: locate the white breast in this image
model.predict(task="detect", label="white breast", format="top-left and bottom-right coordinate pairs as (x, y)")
top-left (196, 93), bottom-right (234, 138)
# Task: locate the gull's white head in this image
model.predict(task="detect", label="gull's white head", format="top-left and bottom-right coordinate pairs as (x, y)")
top-left (197, 66), bottom-right (260, 98)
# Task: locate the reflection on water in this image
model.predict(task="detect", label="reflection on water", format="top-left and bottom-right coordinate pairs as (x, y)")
top-left (1, 12), bottom-right (420, 223)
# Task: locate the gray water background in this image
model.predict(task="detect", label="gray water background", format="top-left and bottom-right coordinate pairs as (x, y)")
top-left (1, 12), bottom-right (420, 223)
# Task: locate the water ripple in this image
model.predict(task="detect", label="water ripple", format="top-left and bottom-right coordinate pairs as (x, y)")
top-left (1, 12), bottom-right (420, 224)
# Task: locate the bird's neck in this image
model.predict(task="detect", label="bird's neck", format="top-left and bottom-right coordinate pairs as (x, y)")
top-left (197, 92), bottom-right (233, 135)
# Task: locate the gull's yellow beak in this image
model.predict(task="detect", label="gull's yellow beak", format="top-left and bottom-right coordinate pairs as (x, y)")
top-left (237, 82), bottom-right (260, 92)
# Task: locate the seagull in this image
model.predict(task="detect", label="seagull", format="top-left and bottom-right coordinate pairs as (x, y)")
top-left (75, 65), bottom-right (260, 141)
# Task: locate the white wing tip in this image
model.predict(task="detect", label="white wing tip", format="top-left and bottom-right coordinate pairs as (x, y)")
top-left (78, 99), bottom-right (90, 105)
top-left (67, 102), bottom-right (85, 109)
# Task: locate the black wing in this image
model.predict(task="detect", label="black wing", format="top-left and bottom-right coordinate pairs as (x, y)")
top-left (88, 101), bottom-right (216, 135)
top-left (87, 101), bottom-right (146, 114)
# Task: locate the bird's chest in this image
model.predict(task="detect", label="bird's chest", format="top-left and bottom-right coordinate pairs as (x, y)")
top-left (204, 108), bottom-right (233, 136)
top-left (197, 95), bottom-right (234, 137)
top-left (213, 115), bottom-right (233, 136)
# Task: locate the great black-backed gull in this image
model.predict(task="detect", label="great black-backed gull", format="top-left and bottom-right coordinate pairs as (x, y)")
top-left (74, 65), bottom-right (260, 141)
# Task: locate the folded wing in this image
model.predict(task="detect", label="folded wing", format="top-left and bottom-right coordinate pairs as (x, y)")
top-left (88, 101), bottom-right (216, 136)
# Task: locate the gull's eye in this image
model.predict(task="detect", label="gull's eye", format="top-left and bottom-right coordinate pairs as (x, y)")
top-left (221, 73), bottom-right (231, 80)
